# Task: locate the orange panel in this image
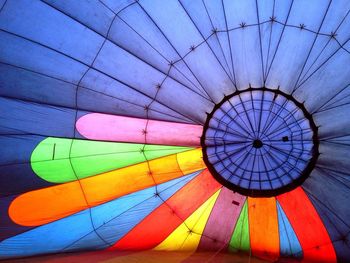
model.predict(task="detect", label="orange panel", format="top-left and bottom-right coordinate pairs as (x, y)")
top-left (9, 149), bottom-right (205, 226)
top-left (248, 197), bottom-right (279, 261)
top-left (277, 187), bottom-right (337, 262)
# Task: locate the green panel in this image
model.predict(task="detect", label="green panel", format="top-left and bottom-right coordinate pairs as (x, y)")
top-left (229, 200), bottom-right (250, 252)
top-left (31, 137), bottom-right (193, 183)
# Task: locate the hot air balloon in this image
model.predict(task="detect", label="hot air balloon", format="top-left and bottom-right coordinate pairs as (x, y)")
top-left (0, 0), bottom-right (350, 262)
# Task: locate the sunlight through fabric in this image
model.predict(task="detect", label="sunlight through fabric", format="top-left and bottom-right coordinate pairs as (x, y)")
top-left (0, 0), bottom-right (350, 262)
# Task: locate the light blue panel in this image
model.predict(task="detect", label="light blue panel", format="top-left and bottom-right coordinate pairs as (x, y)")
top-left (0, 171), bottom-right (200, 259)
top-left (0, 210), bottom-right (93, 259)
top-left (277, 202), bottom-right (302, 258)
top-left (64, 171), bottom-right (201, 250)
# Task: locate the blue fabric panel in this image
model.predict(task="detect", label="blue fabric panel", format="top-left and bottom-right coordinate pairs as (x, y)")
top-left (78, 69), bottom-right (195, 123)
top-left (108, 13), bottom-right (205, 96)
top-left (100, 0), bottom-right (134, 14)
top-left (0, 196), bottom-right (32, 243)
top-left (0, 171), bottom-right (199, 259)
top-left (64, 171), bottom-right (200, 251)
top-left (43, 0), bottom-right (115, 36)
top-left (276, 202), bottom-right (302, 258)
top-left (0, 63), bottom-right (77, 108)
top-left (0, 97), bottom-right (75, 137)
top-left (303, 168), bottom-right (350, 262)
top-left (307, 193), bottom-right (350, 263)
top-left (0, 0), bottom-right (105, 64)
top-left (0, 31), bottom-right (87, 84)
top-left (0, 135), bottom-right (53, 196)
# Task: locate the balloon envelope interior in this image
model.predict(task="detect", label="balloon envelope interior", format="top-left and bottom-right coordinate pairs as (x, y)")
top-left (0, 0), bottom-right (350, 262)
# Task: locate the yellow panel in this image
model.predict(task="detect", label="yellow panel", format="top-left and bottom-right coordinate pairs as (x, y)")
top-left (177, 148), bottom-right (205, 175)
top-left (154, 189), bottom-right (221, 251)
top-left (10, 149), bottom-right (206, 226)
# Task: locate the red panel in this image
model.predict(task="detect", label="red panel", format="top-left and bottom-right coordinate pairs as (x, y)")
top-left (277, 187), bottom-right (337, 262)
top-left (110, 169), bottom-right (221, 250)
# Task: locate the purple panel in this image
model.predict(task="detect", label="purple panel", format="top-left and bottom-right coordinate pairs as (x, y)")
top-left (197, 187), bottom-right (246, 251)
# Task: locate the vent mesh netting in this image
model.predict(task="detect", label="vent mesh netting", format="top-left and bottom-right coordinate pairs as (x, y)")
top-left (0, 0), bottom-right (350, 262)
top-left (201, 87), bottom-right (318, 197)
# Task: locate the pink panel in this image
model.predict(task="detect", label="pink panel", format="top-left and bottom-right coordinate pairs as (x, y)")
top-left (197, 188), bottom-right (246, 252)
top-left (76, 113), bottom-right (202, 146)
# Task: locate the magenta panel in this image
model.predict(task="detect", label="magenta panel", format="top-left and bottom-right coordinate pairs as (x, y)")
top-left (197, 187), bottom-right (246, 252)
top-left (76, 113), bottom-right (202, 146)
